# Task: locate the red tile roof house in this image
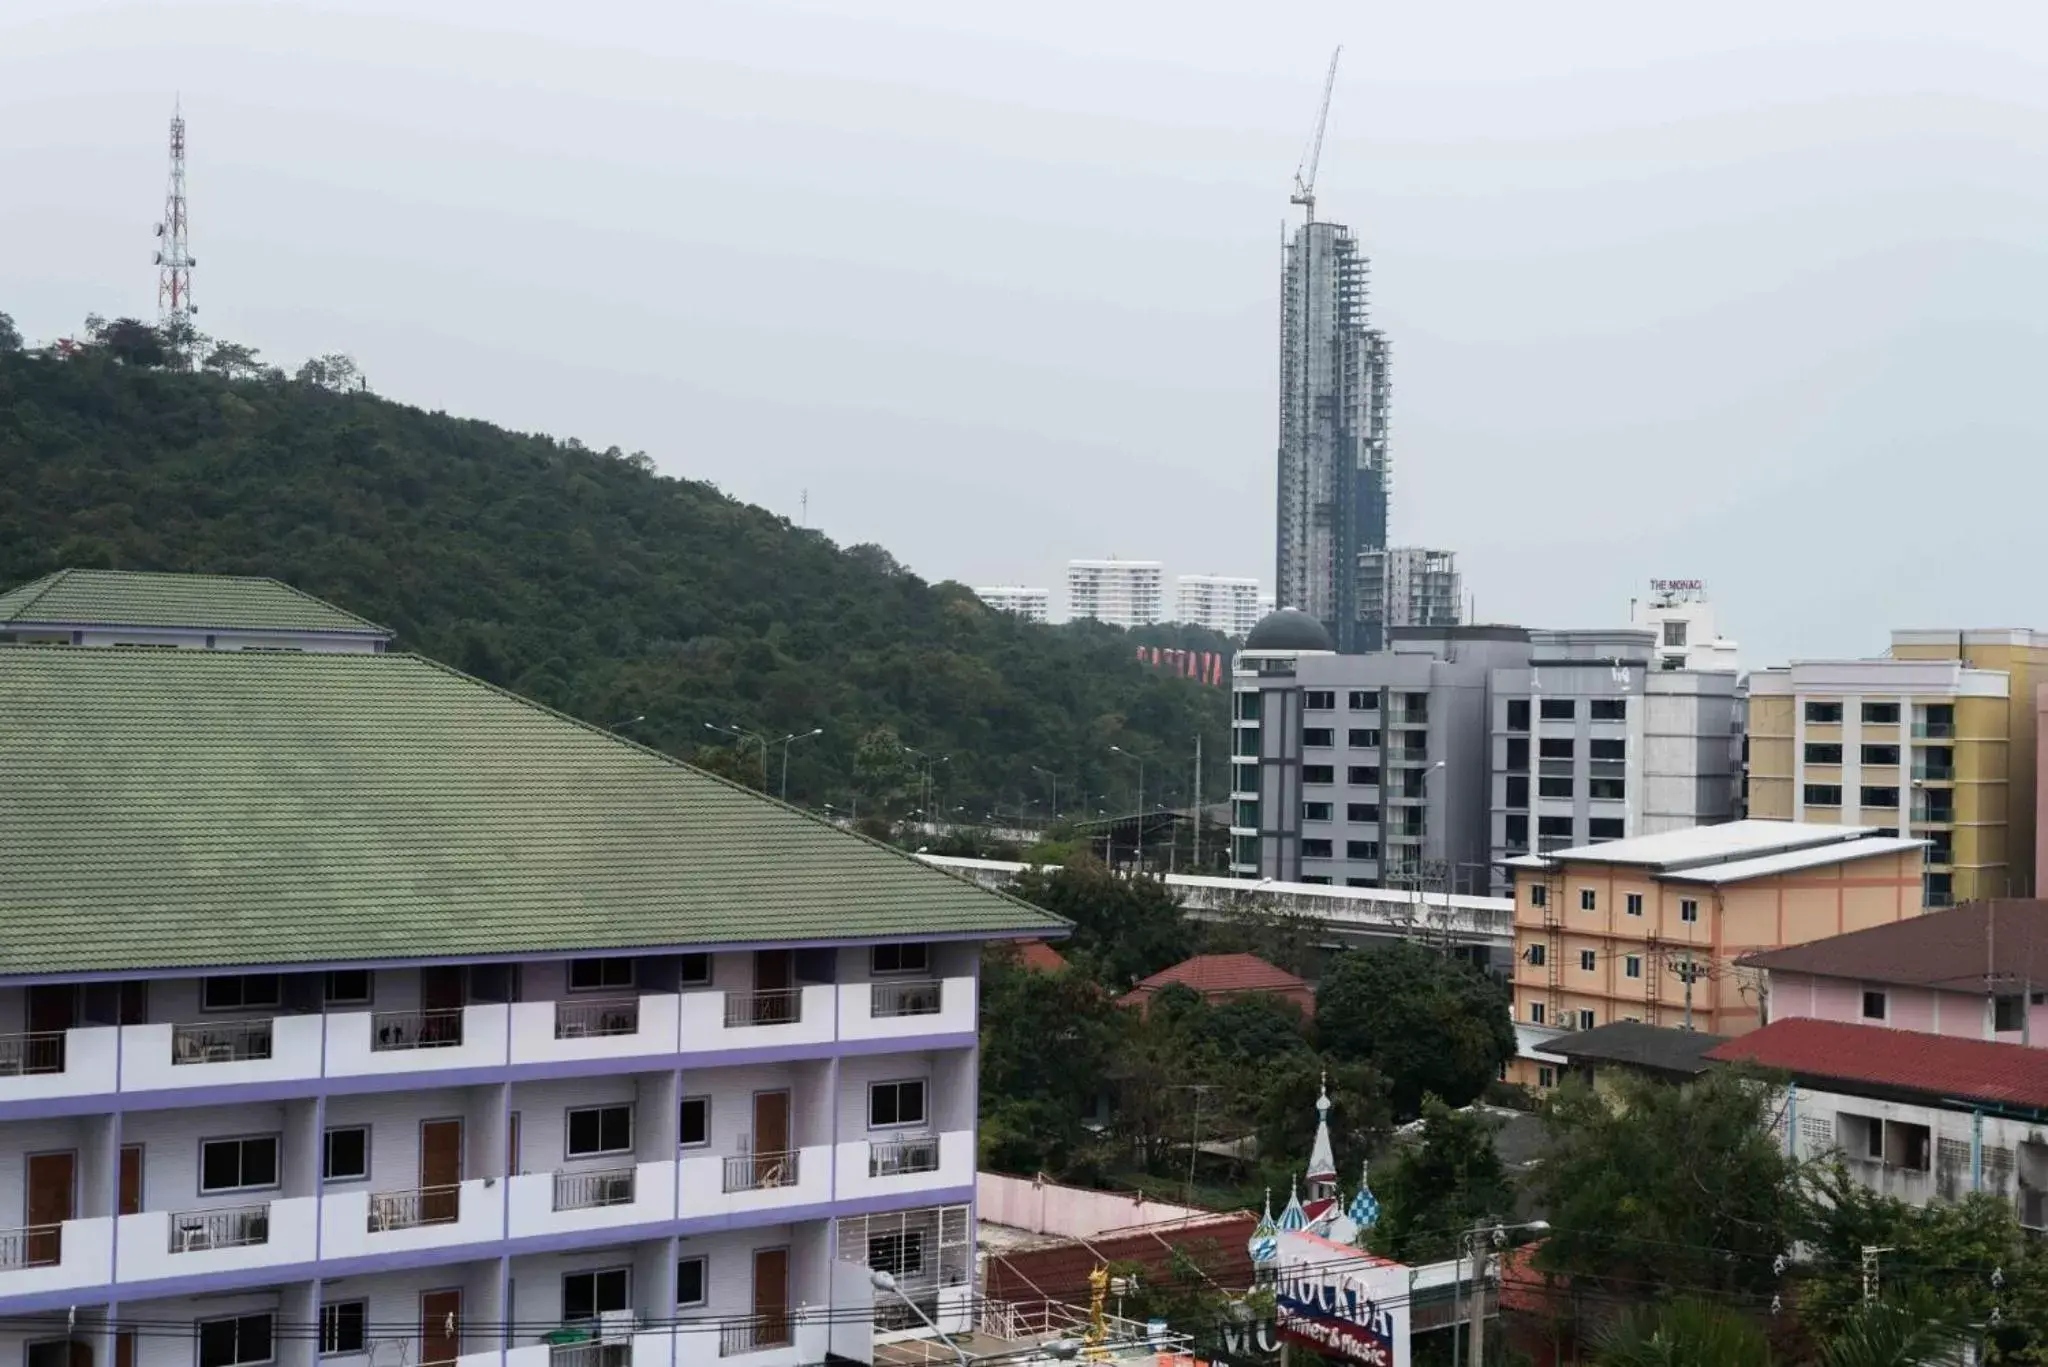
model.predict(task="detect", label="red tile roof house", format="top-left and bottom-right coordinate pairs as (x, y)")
top-left (1706, 1016), bottom-right (2048, 1226)
top-left (1117, 953), bottom-right (1315, 1016)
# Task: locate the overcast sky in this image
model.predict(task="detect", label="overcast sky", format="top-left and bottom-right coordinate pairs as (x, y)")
top-left (6, 1), bottom-right (2048, 665)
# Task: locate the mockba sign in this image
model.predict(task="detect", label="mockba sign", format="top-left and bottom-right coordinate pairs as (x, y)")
top-left (1272, 1231), bottom-right (1410, 1367)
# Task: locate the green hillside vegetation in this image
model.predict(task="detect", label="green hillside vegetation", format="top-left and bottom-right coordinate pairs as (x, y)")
top-left (0, 313), bottom-right (1232, 817)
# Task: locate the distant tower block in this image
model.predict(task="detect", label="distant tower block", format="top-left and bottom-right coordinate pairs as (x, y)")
top-left (154, 101), bottom-right (196, 327)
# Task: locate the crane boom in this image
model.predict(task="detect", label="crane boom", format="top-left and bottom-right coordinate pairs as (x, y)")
top-left (1290, 46), bottom-right (1343, 221)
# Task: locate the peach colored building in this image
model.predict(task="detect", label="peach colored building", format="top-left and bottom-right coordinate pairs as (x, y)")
top-left (1507, 820), bottom-right (1926, 1089)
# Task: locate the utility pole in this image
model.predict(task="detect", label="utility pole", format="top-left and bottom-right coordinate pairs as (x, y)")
top-left (1172, 1084), bottom-right (1219, 1206)
top-left (1192, 733), bottom-right (1204, 870)
top-left (1467, 1222), bottom-right (1492, 1365)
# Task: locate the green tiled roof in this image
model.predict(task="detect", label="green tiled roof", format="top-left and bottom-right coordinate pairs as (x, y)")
top-left (0, 645), bottom-right (1061, 974)
top-left (0, 569), bottom-right (390, 636)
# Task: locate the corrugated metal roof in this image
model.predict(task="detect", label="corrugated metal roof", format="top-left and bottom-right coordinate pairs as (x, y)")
top-left (0, 643), bottom-right (1061, 974)
top-left (1533, 820), bottom-right (1881, 870)
top-left (0, 569), bottom-right (390, 635)
top-left (1661, 836), bottom-right (1926, 884)
top-left (1742, 900), bottom-right (2048, 991)
top-left (1705, 1016), bottom-right (2048, 1111)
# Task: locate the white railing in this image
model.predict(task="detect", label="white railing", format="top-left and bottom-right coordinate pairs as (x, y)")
top-left (0, 1031), bottom-right (66, 1076)
top-left (870, 979), bottom-right (943, 1019)
top-left (171, 1019), bottom-right (273, 1065)
top-left (869, 1135), bottom-right (940, 1178)
top-left (553, 1167), bottom-right (636, 1211)
top-left (548, 1343), bottom-right (630, 1367)
top-left (368, 1184), bottom-right (462, 1231)
top-left (167, 1203), bottom-right (269, 1252)
top-left (555, 998), bottom-right (640, 1039)
top-left (723, 990), bottom-right (802, 1028)
top-left (370, 1008), bottom-right (465, 1051)
top-left (0, 1223), bottom-right (61, 1269)
top-left (723, 1150), bottom-right (800, 1193)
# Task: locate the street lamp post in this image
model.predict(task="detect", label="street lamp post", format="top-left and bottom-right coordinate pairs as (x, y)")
top-left (1030, 764), bottom-right (1062, 817)
top-left (1109, 746), bottom-right (1144, 872)
top-left (705, 722), bottom-right (769, 789)
top-left (902, 746), bottom-right (950, 831)
top-left (772, 727), bottom-right (824, 802)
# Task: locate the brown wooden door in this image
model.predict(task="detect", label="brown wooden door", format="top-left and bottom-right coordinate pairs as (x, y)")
top-left (752, 1091), bottom-right (790, 1187)
top-left (117, 982), bottom-right (148, 1026)
top-left (752, 1248), bottom-right (789, 1348)
top-left (118, 1145), bottom-right (143, 1216)
top-left (114, 1334), bottom-right (133, 1367)
top-left (421, 967), bottom-right (466, 1011)
top-left (24, 1152), bottom-right (74, 1266)
top-left (420, 1289), bottom-right (462, 1365)
top-left (753, 950), bottom-right (792, 1023)
top-left (420, 1120), bottom-right (463, 1223)
top-left (25, 986), bottom-right (73, 1073)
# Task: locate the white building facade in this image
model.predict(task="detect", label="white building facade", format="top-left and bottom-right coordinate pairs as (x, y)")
top-left (0, 573), bottom-right (1058, 1367)
top-left (1628, 581), bottom-right (1738, 672)
top-left (1175, 576), bottom-right (1264, 638)
top-left (1065, 560), bottom-right (1164, 628)
top-left (972, 587), bottom-right (1050, 623)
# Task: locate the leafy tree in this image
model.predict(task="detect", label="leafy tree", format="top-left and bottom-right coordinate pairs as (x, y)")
top-left (1195, 905), bottom-right (1324, 978)
top-left (689, 744), bottom-right (762, 790)
top-left (1314, 941), bottom-right (1514, 1117)
top-left (295, 352), bottom-right (360, 390)
top-left (0, 339), bottom-right (1230, 812)
top-left (1013, 857), bottom-right (1193, 989)
top-left (978, 948), bottom-right (1123, 1174)
top-left (1368, 1096), bottom-right (1513, 1264)
top-left (852, 725), bottom-right (917, 810)
top-left (202, 341), bottom-right (265, 378)
top-left (91, 317), bottom-right (166, 367)
top-left (1814, 1291), bottom-right (1968, 1367)
top-left (0, 311), bottom-right (19, 352)
top-left (1530, 1067), bottom-right (1798, 1307)
top-left (1593, 1298), bottom-right (1773, 1367)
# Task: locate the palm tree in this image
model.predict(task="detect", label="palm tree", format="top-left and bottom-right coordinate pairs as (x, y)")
top-left (1815, 1295), bottom-right (1965, 1367)
top-left (1594, 1298), bottom-right (1773, 1367)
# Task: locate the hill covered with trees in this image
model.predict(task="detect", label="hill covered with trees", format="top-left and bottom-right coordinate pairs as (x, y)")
top-left (0, 314), bottom-right (1232, 817)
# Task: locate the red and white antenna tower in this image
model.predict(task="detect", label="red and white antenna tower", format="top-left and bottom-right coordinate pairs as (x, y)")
top-left (153, 100), bottom-right (196, 327)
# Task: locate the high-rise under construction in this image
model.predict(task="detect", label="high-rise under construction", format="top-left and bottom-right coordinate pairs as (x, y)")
top-left (1274, 54), bottom-right (1391, 655)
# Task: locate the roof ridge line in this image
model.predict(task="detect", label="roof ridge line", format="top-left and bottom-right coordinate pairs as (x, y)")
top-left (3, 568), bottom-right (73, 620)
top-left (399, 653), bottom-right (1073, 930)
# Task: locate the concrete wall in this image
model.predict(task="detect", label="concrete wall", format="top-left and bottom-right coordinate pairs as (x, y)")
top-left (975, 1173), bottom-right (1213, 1238)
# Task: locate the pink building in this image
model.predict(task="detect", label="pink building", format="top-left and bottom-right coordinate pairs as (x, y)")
top-left (1743, 900), bottom-right (2048, 1043)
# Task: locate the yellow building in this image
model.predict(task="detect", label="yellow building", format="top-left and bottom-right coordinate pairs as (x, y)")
top-left (1747, 630), bottom-right (2048, 906)
top-left (1505, 820), bottom-right (1925, 1089)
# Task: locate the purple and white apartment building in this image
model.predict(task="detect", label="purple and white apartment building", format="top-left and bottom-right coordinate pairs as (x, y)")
top-left (0, 570), bottom-right (1064, 1367)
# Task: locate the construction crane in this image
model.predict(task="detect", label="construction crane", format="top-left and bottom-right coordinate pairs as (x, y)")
top-left (1290, 46), bottom-right (1343, 222)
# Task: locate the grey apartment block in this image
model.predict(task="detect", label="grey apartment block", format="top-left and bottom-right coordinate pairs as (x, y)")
top-left (1488, 629), bottom-right (1740, 892)
top-left (1230, 624), bottom-right (1531, 893)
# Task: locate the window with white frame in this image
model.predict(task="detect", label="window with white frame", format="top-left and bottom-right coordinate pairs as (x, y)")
top-left (568, 958), bottom-right (634, 992)
top-left (679, 1097), bottom-right (710, 1148)
top-left (676, 1257), bottom-right (707, 1308)
top-left (1530, 1003), bottom-right (1546, 1025)
top-left (322, 1126), bottom-right (369, 1183)
top-left (566, 1105), bottom-right (634, 1157)
top-left (872, 943), bottom-right (931, 976)
top-left (202, 975), bottom-right (281, 1012)
top-left (1625, 893), bottom-right (1643, 917)
top-left (1579, 950), bottom-right (1596, 971)
top-left (870, 1079), bottom-right (928, 1129)
top-left (563, 1268), bottom-right (630, 1323)
top-left (1680, 899), bottom-right (1699, 923)
top-left (319, 1302), bottom-right (366, 1356)
top-left (201, 1135), bottom-right (280, 1193)
top-left (1625, 956), bottom-right (1642, 980)
top-left (200, 1314), bottom-right (274, 1367)
top-left (1862, 990), bottom-right (1887, 1021)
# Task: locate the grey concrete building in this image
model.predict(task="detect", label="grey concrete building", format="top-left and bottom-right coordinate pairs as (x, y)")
top-left (1230, 611), bottom-right (1531, 893)
top-left (1488, 629), bottom-right (1741, 889)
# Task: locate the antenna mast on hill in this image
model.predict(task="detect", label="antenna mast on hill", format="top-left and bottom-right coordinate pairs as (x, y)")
top-left (154, 100), bottom-right (196, 328)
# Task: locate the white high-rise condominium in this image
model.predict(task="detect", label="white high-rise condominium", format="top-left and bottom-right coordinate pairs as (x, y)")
top-left (1067, 559), bottom-right (1164, 628)
top-left (1176, 575), bottom-right (1265, 637)
top-left (973, 586), bottom-right (1050, 623)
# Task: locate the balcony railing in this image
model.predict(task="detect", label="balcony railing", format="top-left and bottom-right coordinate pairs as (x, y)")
top-left (869, 1134), bottom-right (940, 1178)
top-left (723, 1149), bottom-right (800, 1193)
top-left (171, 1019), bottom-right (274, 1065)
top-left (168, 1203), bottom-right (269, 1253)
top-left (1913, 722), bottom-right (1955, 739)
top-left (368, 1184), bottom-right (462, 1232)
top-left (555, 998), bottom-right (640, 1039)
top-left (0, 1031), bottom-right (66, 1077)
top-left (1911, 807), bottom-right (1955, 825)
top-left (871, 979), bottom-right (943, 1020)
top-left (371, 1008), bottom-right (465, 1052)
top-left (719, 1318), bottom-right (791, 1357)
top-left (0, 1224), bottom-right (61, 1270)
top-left (1912, 764), bottom-right (1955, 781)
top-left (723, 989), bottom-right (802, 1028)
top-left (553, 1167), bottom-right (636, 1212)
